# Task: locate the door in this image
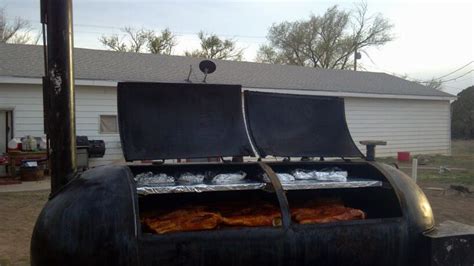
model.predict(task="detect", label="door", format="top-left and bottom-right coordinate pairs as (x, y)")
top-left (0, 110), bottom-right (13, 175)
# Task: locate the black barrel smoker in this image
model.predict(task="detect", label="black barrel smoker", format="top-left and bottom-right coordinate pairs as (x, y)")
top-left (32, 82), bottom-right (474, 266)
top-left (33, 1), bottom-right (474, 265)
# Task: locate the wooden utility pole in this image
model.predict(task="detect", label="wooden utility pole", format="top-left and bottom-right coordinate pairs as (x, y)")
top-left (354, 49), bottom-right (361, 71)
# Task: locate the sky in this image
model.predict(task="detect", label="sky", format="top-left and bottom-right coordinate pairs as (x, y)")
top-left (2, 0), bottom-right (473, 95)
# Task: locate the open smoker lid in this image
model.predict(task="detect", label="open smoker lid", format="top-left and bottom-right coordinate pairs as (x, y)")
top-left (244, 91), bottom-right (363, 158)
top-left (117, 82), bottom-right (254, 161)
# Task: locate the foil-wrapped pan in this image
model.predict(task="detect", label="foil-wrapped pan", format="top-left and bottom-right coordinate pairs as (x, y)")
top-left (137, 180), bottom-right (266, 195)
top-left (292, 168), bottom-right (348, 182)
top-left (281, 179), bottom-right (382, 190)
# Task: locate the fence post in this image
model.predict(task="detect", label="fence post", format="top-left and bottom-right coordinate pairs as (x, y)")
top-left (412, 158), bottom-right (418, 183)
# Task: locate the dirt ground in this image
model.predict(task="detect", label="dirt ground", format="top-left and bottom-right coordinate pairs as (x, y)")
top-left (419, 180), bottom-right (474, 225)
top-left (0, 180), bottom-right (473, 265)
top-left (0, 191), bottom-right (48, 266)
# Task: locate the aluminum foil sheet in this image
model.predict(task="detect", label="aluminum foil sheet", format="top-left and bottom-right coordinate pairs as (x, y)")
top-left (135, 172), bottom-right (175, 186)
top-left (292, 168), bottom-right (348, 182)
top-left (137, 180), bottom-right (266, 195)
top-left (263, 173), bottom-right (296, 183)
top-left (177, 172), bottom-right (205, 184)
top-left (281, 179), bottom-right (382, 190)
top-left (212, 171), bottom-right (247, 184)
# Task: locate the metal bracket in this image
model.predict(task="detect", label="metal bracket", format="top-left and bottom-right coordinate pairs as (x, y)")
top-left (40, 0), bottom-right (48, 24)
top-left (42, 77), bottom-right (50, 134)
top-left (360, 140), bottom-right (387, 161)
top-left (258, 161), bottom-right (291, 230)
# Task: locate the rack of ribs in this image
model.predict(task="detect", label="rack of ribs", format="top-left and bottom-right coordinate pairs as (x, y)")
top-left (291, 200), bottom-right (366, 224)
top-left (143, 207), bottom-right (222, 234)
top-left (142, 200), bottom-right (365, 234)
top-left (218, 202), bottom-right (282, 227)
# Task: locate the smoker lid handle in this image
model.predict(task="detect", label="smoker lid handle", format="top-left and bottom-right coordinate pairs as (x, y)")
top-left (359, 140), bottom-right (387, 146)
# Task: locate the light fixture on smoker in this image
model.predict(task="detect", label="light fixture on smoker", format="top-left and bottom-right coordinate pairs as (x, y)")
top-left (199, 60), bottom-right (217, 83)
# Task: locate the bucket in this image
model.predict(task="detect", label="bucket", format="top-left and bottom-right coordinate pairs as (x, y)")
top-left (397, 152), bottom-right (410, 162)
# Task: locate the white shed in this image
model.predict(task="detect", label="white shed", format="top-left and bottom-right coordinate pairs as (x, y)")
top-left (0, 44), bottom-right (455, 166)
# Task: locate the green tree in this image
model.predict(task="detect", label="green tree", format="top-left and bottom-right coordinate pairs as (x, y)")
top-left (452, 86), bottom-right (474, 139)
top-left (99, 27), bottom-right (176, 54)
top-left (185, 32), bottom-right (244, 60)
top-left (256, 2), bottom-right (393, 69)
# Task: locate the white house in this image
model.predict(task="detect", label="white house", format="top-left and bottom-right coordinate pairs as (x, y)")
top-left (0, 43), bottom-right (455, 166)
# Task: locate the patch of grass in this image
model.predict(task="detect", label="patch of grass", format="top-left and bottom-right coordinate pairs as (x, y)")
top-left (378, 140), bottom-right (474, 185)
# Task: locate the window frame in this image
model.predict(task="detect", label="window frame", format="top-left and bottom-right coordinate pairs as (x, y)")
top-left (99, 114), bottom-right (119, 134)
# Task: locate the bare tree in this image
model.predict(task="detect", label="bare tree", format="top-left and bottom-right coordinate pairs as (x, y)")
top-left (123, 27), bottom-right (152, 52)
top-left (147, 28), bottom-right (176, 55)
top-left (100, 27), bottom-right (152, 52)
top-left (1, 7), bottom-right (37, 44)
top-left (185, 32), bottom-right (244, 60)
top-left (100, 27), bottom-right (176, 54)
top-left (99, 34), bottom-right (128, 52)
top-left (256, 2), bottom-right (393, 69)
top-left (422, 78), bottom-right (444, 90)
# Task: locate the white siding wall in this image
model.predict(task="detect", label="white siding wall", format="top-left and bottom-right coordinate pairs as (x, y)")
top-left (345, 97), bottom-right (451, 157)
top-left (0, 83), bottom-right (121, 166)
top-left (75, 86), bottom-right (122, 166)
top-left (0, 83), bottom-right (451, 166)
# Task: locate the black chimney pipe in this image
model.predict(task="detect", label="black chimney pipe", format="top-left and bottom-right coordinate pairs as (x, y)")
top-left (41, 0), bottom-right (77, 194)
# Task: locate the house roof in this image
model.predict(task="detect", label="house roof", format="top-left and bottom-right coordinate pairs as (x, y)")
top-left (0, 43), bottom-right (453, 99)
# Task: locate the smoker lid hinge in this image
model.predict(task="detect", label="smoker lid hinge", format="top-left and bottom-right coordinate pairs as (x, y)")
top-left (151, 160), bottom-right (165, 165)
top-left (341, 157), bottom-right (352, 162)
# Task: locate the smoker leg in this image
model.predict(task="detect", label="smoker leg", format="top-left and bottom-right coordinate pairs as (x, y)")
top-left (423, 220), bottom-right (474, 266)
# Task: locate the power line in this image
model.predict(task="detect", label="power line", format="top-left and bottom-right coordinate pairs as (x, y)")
top-left (364, 55), bottom-right (473, 86)
top-left (4, 16), bottom-right (268, 40)
top-left (446, 76), bottom-right (474, 83)
top-left (419, 70), bottom-right (473, 84)
top-left (432, 61), bottom-right (474, 80)
top-left (438, 70), bottom-right (473, 83)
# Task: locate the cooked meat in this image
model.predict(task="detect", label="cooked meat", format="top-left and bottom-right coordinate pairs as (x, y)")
top-left (142, 199), bottom-right (366, 234)
top-left (143, 207), bottom-right (222, 234)
top-left (291, 201), bottom-right (366, 224)
top-left (219, 203), bottom-right (281, 227)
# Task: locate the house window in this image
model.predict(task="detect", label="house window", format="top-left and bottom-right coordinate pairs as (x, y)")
top-left (99, 115), bottom-right (118, 134)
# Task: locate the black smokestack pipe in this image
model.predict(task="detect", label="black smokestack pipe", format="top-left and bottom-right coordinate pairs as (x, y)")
top-left (41, 0), bottom-right (77, 194)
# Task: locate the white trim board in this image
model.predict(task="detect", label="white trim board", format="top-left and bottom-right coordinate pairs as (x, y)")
top-left (0, 76), bottom-right (456, 101)
top-left (243, 87), bottom-right (455, 101)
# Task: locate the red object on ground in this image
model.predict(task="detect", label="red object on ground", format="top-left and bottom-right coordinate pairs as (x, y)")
top-left (0, 156), bottom-right (8, 165)
top-left (397, 152), bottom-right (410, 162)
